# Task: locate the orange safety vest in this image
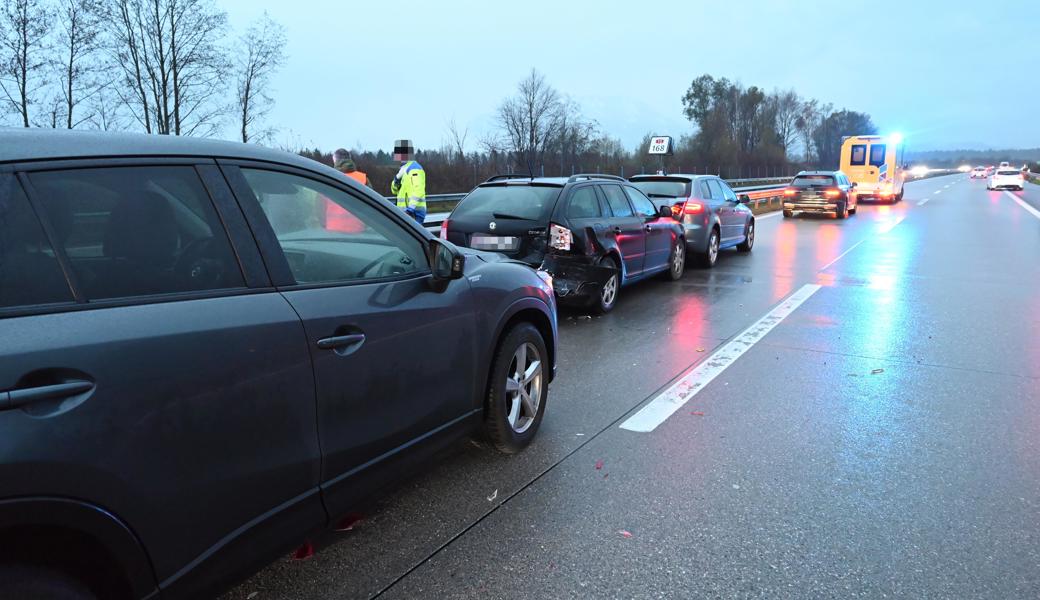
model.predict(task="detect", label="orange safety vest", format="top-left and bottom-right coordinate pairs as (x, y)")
top-left (343, 170), bottom-right (367, 186)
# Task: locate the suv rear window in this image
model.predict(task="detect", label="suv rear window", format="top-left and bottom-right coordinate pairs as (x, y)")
top-left (630, 179), bottom-right (690, 199)
top-left (792, 175), bottom-right (836, 187)
top-left (997, 170), bottom-right (1020, 176)
top-left (453, 185), bottom-right (560, 221)
top-left (0, 177), bottom-right (73, 309)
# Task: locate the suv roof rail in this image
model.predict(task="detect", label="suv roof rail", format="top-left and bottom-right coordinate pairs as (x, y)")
top-left (566, 173), bottom-right (625, 183)
top-left (484, 173), bottom-right (534, 183)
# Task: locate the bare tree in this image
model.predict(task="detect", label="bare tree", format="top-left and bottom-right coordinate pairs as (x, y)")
top-left (54, 0), bottom-right (104, 129)
top-left (497, 69), bottom-right (565, 168)
top-left (795, 99), bottom-right (828, 164)
top-left (88, 81), bottom-right (128, 130)
top-left (771, 89), bottom-right (802, 156)
top-left (104, 0), bottom-right (228, 135)
top-left (0, 0), bottom-right (50, 127)
top-left (234, 12), bottom-right (286, 144)
top-left (446, 117), bottom-right (468, 161)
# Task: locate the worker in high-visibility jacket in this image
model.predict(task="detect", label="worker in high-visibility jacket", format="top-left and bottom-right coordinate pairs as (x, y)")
top-left (333, 148), bottom-right (371, 188)
top-left (390, 139), bottom-right (427, 224)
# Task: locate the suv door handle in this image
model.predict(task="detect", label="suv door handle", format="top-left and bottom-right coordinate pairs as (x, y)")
top-left (1, 380), bottom-right (95, 411)
top-left (644, 224), bottom-right (653, 232)
top-left (612, 226), bottom-right (622, 235)
top-left (316, 333), bottom-right (366, 351)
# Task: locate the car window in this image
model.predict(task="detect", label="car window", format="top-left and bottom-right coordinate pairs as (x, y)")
top-left (792, 175), bottom-right (836, 187)
top-left (29, 166), bottom-right (245, 301)
top-left (869, 144), bottom-right (887, 167)
top-left (624, 187), bottom-right (658, 217)
top-left (0, 177), bottom-right (74, 309)
top-left (706, 179), bottom-right (725, 200)
top-left (566, 186), bottom-right (601, 219)
top-left (601, 185), bottom-right (634, 217)
top-left (452, 184), bottom-right (560, 222)
top-left (700, 180), bottom-right (713, 199)
top-left (719, 181), bottom-right (738, 202)
top-left (850, 144), bottom-right (867, 166)
top-left (629, 179), bottom-right (690, 199)
top-left (241, 169), bottom-right (427, 285)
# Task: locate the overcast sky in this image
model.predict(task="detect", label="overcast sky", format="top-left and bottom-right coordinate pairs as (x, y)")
top-left (221, 0), bottom-right (1037, 154)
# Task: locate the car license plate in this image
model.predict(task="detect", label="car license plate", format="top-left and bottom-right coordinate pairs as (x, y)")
top-left (471, 234), bottom-right (519, 251)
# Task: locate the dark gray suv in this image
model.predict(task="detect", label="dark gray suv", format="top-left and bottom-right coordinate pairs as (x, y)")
top-left (0, 130), bottom-right (557, 599)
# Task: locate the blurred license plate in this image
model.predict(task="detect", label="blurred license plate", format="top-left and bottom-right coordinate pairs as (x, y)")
top-left (471, 234), bottom-right (519, 251)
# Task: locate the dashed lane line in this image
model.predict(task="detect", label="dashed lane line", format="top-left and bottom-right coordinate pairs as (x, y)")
top-left (619, 284), bottom-right (822, 433)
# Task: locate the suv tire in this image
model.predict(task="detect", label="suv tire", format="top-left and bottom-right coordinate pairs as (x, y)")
top-left (483, 323), bottom-right (549, 454)
top-left (0, 565), bottom-right (96, 600)
top-left (663, 238), bottom-right (686, 280)
top-left (737, 220), bottom-right (754, 252)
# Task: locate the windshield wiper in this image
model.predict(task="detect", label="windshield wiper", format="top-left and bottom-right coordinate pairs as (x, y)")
top-left (491, 212), bottom-right (531, 220)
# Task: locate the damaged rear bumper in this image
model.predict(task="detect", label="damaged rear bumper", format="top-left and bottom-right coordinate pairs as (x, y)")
top-left (539, 254), bottom-right (615, 304)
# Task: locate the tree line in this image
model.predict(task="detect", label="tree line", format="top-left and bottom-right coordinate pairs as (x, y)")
top-left (306, 69), bottom-right (880, 196)
top-left (0, 0), bottom-right (286, 142)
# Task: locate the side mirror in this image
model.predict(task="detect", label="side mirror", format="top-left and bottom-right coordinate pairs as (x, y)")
top-left (851, 182), bottom-right (858, 188)
top-left (738, 194), bottom-right (751, 204)
top-left (658, 205), bottom-right (673, 219)
top-left (430, 239), bottom-right (465, 281)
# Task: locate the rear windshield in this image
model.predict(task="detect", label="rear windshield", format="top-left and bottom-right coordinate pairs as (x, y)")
top-left (997, 170), bottom-right (1020, 176)
top-left (792, 175), bottom-right (835, 187)
top-left (630, 179), bottom-right (691, 198)
top-left (453, 184), bottom-right (561, 221)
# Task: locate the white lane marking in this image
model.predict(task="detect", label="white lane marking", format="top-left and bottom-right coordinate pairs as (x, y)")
top-left (620, 284), bottom-right (822, 433)
top-left (1004, 191), bottom-right (1040, 220)
top-left (933, 190), bottom-right (942, 194)
top-left (877, 215), bottom-right (906, 234)
top-left (757, 211), bottom-right (783, 220)
top-left (819, 239), bottom-right (866, 271)
top-left (917, 198), bottom-right (929, 206)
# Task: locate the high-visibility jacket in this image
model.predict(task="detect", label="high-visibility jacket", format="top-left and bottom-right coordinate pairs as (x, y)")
top-left (390, 161), bottom-right (427, 223)
top-left (343, 170), bottom-right (370, 187)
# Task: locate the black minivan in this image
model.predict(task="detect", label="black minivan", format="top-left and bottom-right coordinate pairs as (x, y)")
top-left (443, 175), bottom-right (686, 313)
top-left (0, 130), bottom-right (557, 599)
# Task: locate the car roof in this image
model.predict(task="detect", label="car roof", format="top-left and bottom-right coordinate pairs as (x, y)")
top-left (629, 174), bottom-right (718, 182)
top-left (0, 128), bottom-right (335, 175)
top-left (796, 170), bottom-right (840, 175)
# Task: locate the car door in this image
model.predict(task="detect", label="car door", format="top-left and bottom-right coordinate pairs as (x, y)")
top-left (224, 164), bottom-right (479, 518)
top-left (624, 185), bottom-right (672, 272)
top-left (704, 179), bottom-right (727, 235)
top-left (716, 179), bottom-right (743, 243)
top-left (599, 184), bottom-right (646, 278)
top-left (0, 165), bottom-right (324, 597)
top-left (563, 184), bottom-right (608, 253)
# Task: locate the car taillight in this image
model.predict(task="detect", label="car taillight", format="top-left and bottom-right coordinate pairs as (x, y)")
top-left (824, 189), bottom-right (841, 198)
top-left (783, 188), bottom-right (797, 197)
top-left (549, 223), bottom-right (572, 251)
top-left (683, 200), bottom-right (704, 215)
top-left (439, 219), bottom-right (449, 240)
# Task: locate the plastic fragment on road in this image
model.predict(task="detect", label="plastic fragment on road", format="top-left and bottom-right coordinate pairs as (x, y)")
top-left (618, 530), bottom-right (633, 538)
top-left (292, 542), bottom-right (315, 560)
top-left (595, 459), bottom-right (604, 470)
top-left (247, 593), bottom-right (258, 600)
top-left (691, 411), bottom-right (705, 416)
top-left (487, 489), bottom-right (498, 502)
top-left (871, 368), bottom-right (885, 375)
top-left (335, 513), bottom-right (363, 532)
top-left (697, 348), bottom-right (705, 353)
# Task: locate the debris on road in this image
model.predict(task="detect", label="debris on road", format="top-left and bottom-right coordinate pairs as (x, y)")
top-left (697, 348), bottom-right (705, 353)
top-left (335, 513), bottom-right (363, 532)
top-left (618, 530), bottom-right (633, 538)
top-left (247, 593), bottom-right (258, 599)
top-left (487, 489), bottom-right (498, 502)
top-left (871, 368), bottom-right (885, 375)
top-left (595, 459), bottom-right (604, 470)
top-left (691, 411), bottom-right (705, 416)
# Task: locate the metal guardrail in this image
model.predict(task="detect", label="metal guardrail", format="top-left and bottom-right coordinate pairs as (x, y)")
top-left (397, 178), bottom-right (798, 232)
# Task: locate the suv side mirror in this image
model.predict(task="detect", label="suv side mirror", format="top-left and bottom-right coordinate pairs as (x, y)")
top-left (851, 182), bottom-right (858, 188)
top-left (430, 239), bottom-right (465, 281)
top-left (738, 194), bottom-right (751, 204)
top-left (658, 205), bottom-right (673, 219)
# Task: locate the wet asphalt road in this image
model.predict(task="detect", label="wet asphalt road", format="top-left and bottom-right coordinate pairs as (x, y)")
top-left (225, 175), bottom-right (1040, 599)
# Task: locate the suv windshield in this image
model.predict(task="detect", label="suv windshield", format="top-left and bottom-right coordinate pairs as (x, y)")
top-left (453, 185), bottom-right (561, 221)
top-left (630, 179), bottom-right (691, 198)
top-left (792, 175), bottom-right (835, 187)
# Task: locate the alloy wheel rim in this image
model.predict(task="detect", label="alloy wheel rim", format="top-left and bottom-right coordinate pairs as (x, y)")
top-left (602, 273), bottom-right (618, 307)
top-left (673, 243), bottom-right (685, 275)
top-left (748, 223), bottom-right (755, 247)
top-left (505, 342), bottom-right (542, 434)
top-left (709, 233), bottom-right (719, 263)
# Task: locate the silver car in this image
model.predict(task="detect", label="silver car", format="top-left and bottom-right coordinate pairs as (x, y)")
top-left (629, 174), bottom-right (755, 268)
